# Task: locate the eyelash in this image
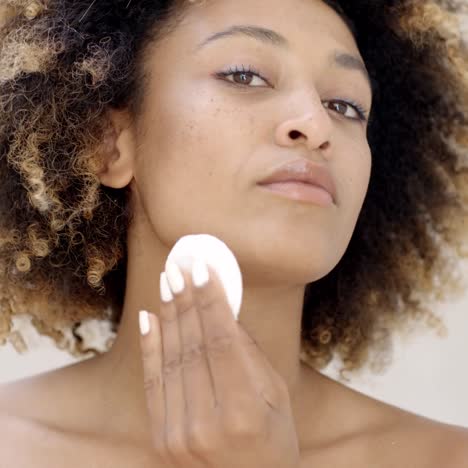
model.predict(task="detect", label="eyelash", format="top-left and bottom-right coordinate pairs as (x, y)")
top-left (215, 64), bottom-right (369, 122)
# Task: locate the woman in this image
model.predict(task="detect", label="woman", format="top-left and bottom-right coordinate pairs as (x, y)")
top-left (0, 0), bottom-right (467, 465)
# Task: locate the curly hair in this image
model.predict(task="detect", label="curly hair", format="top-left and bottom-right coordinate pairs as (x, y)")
top-left (0, 0), bottom-right (467, 380)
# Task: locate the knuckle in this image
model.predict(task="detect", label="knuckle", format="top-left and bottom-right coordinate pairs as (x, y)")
top-left (197, 293), bottom-right (220, 312)
top-left (181, 344), bottom-right (205, 368)
top-left (187, 421), bottom-right (217, 454)
top-left (141, 346), bottom-right (155, 362)
top-left (205, 334), bottom-right (234, 359)
top-left (179, 302), bottom-right (197, 317)
top-left (166, 429), bottom-right (186, 456)
top-left (226, 417), bottom-right (259, 439)
top-left (223, 405), bottom-right (263, 438)
top-left (143, 374), bottom-right (162, 394)
top-left (159, 308), bottom-right (178, 323)
top-left (163, 355), bottom-right (182, 376)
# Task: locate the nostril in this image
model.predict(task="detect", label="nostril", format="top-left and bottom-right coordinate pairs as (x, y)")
top-left (289, 130), bottom-right (302, 140)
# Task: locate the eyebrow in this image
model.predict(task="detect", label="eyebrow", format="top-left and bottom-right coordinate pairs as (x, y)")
top-left (195, 25), bottom-right (372, 92)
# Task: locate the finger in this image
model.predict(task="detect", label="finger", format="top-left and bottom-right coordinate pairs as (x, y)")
top-left (174, 267), bottom-right (217, 426)
top-left (191, 262), bottom-right (257, 409)
top-left (159, 269), bottom-right (186, 450)
top-left (139, 310), bottom-right (165, 441)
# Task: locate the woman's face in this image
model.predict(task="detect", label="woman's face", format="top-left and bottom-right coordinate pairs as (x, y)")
top-left (131, 0), bottom-right (373, 286)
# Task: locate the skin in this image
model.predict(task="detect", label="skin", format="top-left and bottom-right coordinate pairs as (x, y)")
top-left (1, 0), bottom-right (468, 466)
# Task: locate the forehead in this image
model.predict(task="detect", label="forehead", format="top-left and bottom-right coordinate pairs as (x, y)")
top-left (178, 0), bottom-right (360, 54)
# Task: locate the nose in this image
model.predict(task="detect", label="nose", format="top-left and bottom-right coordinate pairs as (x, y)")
top-left (274, 92), bottom-right (333, 154)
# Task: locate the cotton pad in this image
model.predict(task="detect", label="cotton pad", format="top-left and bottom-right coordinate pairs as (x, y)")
top-left (165, 234), bottom-right (243, 321)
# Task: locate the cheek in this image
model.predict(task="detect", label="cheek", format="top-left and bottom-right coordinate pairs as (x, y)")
top-left (133, 85), bottom-right (257, 242)
top-left (141, 81), bottom-right (256, 180)
top-left (348, 154), bottom-right (371, 204)
top-left (339, 143), bottom-right (372, 224)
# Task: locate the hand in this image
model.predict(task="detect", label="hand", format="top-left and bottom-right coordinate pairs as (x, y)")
top-left (139, 258), bottom-right (301, 468)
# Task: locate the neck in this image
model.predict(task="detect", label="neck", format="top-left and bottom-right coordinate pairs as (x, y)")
top-left (86, 215), bottom-right (327, 448)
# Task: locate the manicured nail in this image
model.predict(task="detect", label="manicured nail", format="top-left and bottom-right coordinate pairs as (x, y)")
top-left (192, 257), bottom-right (210, 288)
top-left (165, 261), bottom-right (185, 294)
top-left (139, 310), bottom-right (150, 336)
top-left (160, 272), bottom-right (174, 302)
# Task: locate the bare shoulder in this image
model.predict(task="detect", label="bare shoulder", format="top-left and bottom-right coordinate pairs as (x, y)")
top-left (0, 376), bottom-right (54, 424)
top-left (0, 380), bottom-right (154, 468)
top-left (304, 398), bottom-right (468, 468)
top-left (394, 412), bottom-right (468, 466)
top-left (296, 368), bottom-right (468, 467)
top-left (0, 409), bottom-right (52, 465)
top-left (361, 398), bottom-right (468, 468)
top-left (0, 409), bottom-right (155, 468)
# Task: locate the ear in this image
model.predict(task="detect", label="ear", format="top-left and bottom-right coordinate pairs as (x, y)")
top-left (97, 108), bottom-right (137, 189)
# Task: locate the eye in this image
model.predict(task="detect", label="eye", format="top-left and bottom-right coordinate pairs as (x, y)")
top-left (215, 66), bottom-right (368, 121)
top-left (215, 64), bottom-right (270, 87)
top-left (323, 100), bottom-right (368, 122)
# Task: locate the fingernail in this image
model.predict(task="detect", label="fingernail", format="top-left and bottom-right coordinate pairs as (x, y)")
top-left (139, 310), bottom-right (150, 336)
top-left (165, 261), bottom-right (185, 294)
top-left (160, 272), bottom-right (174, 302)
top-left (192, 257), bottom-right (210, 288)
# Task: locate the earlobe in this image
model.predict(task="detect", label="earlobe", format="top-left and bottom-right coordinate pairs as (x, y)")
top-left (97, 109), bottom-right (136, 189)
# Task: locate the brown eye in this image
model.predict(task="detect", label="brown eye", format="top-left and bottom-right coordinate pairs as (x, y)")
top-left (328, 101), bottom-right (348, 114)
top-left (232, 72), bottom-right (254, 85)
top-left (217, 66), bottom-right (270, 87)
top-left (323, 100), bottom-right (367, 121)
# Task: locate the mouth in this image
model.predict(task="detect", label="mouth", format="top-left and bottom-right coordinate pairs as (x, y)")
top-left (257, 181), bottom-right (335, 206)
top-left (257, 158), bottom-right (337, 205)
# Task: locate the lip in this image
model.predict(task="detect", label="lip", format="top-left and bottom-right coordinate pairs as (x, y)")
top-left (257, 181), bottom-right (334, 206)
top-left (257, 159), bottom-right (337, 204)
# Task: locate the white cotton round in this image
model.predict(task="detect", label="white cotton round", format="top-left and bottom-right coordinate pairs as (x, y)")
top-left (165, 234), bottom-right (243, 321)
